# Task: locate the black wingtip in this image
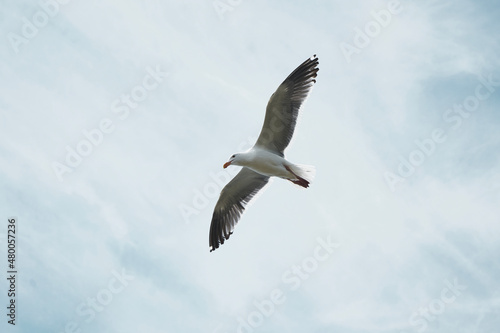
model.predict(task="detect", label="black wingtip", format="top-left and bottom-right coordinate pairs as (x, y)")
top-left (209, 226), bottom-right (233, 252)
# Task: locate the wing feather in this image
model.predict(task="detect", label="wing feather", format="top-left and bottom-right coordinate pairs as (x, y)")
top-left (209, 168), bottom-right (269, 252)
top-left (254, 55), bottom-right (319, 156)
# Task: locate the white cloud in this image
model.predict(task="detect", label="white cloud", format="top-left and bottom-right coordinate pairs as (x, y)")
top-left (1, 0), bottom-right (499, 332)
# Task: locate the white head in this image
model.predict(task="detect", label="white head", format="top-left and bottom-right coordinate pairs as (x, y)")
top-left (223, 153), bottom-right (243, 168)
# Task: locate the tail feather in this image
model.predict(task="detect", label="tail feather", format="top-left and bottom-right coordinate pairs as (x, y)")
top-left (285, 164), bottom-right (316, 188)
top-left (289, 164), bottom-right (316, 182)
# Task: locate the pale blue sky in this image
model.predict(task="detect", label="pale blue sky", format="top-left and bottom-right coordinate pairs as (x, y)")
top-left (1, 0), bottom-right (499, 332)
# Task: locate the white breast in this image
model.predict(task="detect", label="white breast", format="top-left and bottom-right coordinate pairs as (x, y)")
top-left (244, 148), bottom-right (291, 178)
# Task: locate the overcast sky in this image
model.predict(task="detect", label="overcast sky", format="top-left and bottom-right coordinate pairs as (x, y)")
top-left (1, 0), bottom-right (499, 332)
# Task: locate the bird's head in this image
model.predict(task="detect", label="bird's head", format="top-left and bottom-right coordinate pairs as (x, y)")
top-left (223, 153), bottom-right (241, 168)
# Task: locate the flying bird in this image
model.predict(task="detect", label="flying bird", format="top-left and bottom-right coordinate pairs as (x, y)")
top-left (209, 55), bottom-right (319, 252)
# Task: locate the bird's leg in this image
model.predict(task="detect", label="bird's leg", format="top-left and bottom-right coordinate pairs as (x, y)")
top-left (284, 165), bottom-right (309, 188)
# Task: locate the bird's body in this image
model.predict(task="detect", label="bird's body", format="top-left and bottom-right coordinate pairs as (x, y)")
top-left (209, 55), bottom-right (319, 252)
top-left (231, 148), bottom-right (295, 179)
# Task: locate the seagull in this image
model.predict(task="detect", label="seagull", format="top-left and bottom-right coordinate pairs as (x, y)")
top-left (209, 55), bottom-right (319, 252)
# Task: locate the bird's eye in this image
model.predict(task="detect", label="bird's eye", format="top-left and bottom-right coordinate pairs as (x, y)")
top-left (231, 155), bottom-right (235, 158)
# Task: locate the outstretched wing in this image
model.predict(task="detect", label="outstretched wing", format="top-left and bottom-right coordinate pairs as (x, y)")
top-left (254, 55), bottom-right (319, 156)
top-left (209, 168), bottom-right (269, 252)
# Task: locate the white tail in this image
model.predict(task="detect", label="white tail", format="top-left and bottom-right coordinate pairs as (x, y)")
top-left (289, 164), bottom-right (316, 183)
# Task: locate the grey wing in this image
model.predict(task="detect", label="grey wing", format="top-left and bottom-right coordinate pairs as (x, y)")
top-left (254, 55), bottom-right (319, 156)
top-left (209, 168), bottom-right (270, 252)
